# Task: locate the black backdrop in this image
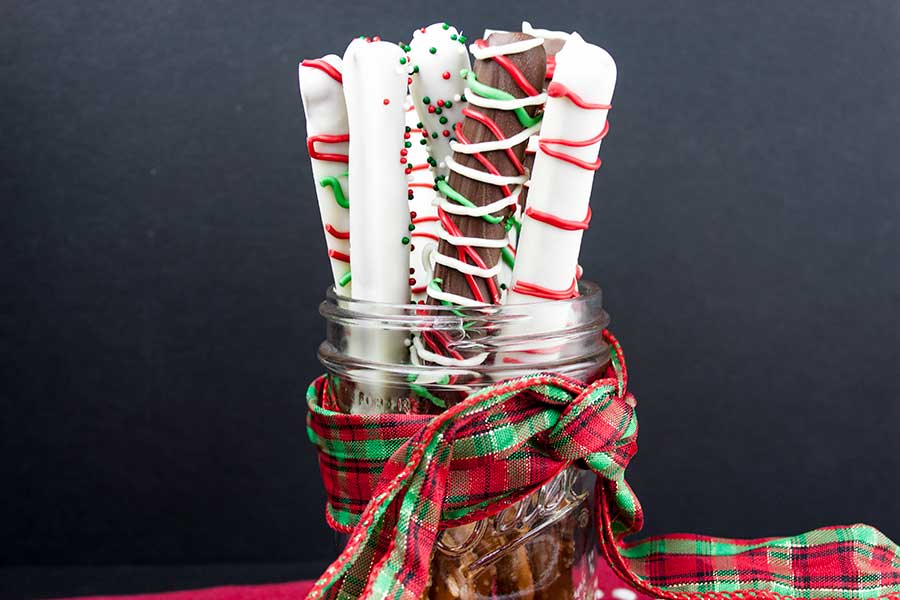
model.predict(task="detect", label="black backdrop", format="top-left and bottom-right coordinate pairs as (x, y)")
top-left (3, 0), bottom-right (899, 592)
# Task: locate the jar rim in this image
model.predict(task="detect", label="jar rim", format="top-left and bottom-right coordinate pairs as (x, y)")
top-left (321, 279), bottom-right (603, 324)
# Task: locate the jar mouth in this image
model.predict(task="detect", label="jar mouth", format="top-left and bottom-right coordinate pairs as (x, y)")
top-left (320, 280), bottom-right (603, 326)
top-left (317, 280), bottom-right (611, 397)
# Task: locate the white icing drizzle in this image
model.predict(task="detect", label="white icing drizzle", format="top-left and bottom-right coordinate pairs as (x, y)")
top-left (444, 156), bottom-right (529, 187)
top-left (436, 189), bottom-right (520, 217)
top-left (432, 252), bottom-right (502, 279)
top-left (411, 335), bottom-right (489, 367)
top-left (438, 229), bottom-right (509, 248)
top-left (449, 122), bottom-right (541, 154)
top-left (521, 21), bottom-right (570, 41)
top-left (469, 36), bottom-right (545, 60)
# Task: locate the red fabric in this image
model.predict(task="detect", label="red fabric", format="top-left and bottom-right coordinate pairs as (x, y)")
top-left (55, 560), bottom-right (649, 600)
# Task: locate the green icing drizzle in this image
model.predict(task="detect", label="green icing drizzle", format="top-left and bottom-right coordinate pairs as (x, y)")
top-left (501, 246), bottom-right (515, 269)
top-left (320, 176), bottom-right (349, 209)
top-left (462, 70), bottom-right (543, 128)
top-left (436, 179), bottom-right (503, 225)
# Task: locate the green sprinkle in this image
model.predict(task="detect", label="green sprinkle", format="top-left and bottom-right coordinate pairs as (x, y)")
top-left (450, 34), bottom-right (457, 41)
top-left (434, 107), bottom-right (442, 115)
top-left (439, 116), bottom-right (448, 124)
top-left (419, 139), bottom-right (427, 145)
top-left (408, 224), bottom-right (415, 231)
top-left (422, 96), bottom-right (430, 104)
top-left (444, 100), bottom-right (453, 108)
top-left (399, 56), bottom-right (407, 64)
top-left (405, 126), bottom-right (411, 132)
top-left (416, 121), bottom-right (423, 128)
top-left (401, 236), bottom-right (410, 244)
top-left (459, 35), bottom-right (467, 43)
top-left (412, 65), bottom-right (419, 73)
top-left (338, 271), bottom-right (352, 287)
top-left (405, 141), bottom-right (412, 148)
top-left (442, 23), bottom-right (449, 30)
top-left (429, 47), bottom-right (437, 54)
top-left (431, 132), bottom-right (438, 139)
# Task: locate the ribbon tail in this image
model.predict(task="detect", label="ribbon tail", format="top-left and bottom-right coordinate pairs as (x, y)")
top-left (596, 479), bottom-right (900, 599)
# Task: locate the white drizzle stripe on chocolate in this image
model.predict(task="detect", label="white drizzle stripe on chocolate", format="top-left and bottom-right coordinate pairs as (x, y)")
top-left (521, 21), bottom-right (570, 41)
top-left (444, 156), bottom-right (529, 187)
top-left (298, 55), bottom-right (351, 293)
top-left (449, 122), bottom-right (541, 154)
top-left (469, 36), bottom-right (544, 59)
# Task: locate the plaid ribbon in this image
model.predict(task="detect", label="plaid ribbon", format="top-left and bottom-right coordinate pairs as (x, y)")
top-left (305, 331), bottom-right (900, 600)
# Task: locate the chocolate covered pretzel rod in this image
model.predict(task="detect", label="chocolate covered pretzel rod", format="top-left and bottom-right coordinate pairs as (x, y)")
top-left (427, 32), bottom-right (546, 307)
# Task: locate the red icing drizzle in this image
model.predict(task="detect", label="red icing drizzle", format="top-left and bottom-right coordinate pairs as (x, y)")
top-left (511, 84), bottom-right (612, 300)
top-left (300, 59), bottom-right (343, 83)
top-left (538, 120), bottom-right (609, 171)
top-left (524, 206), bottom-right (591, 230)
top-left (327, 249), bottom-right (350, 263)
top-left (324, 224), bottom-right (350, 239)
top-left (307, 133), bottom-right (350, 163)
top-left (546, 81), bottom-right (611, 110)
top-left (510, 277), bottom-right (578, 300)
top-left (545, 55), bottom-right (556, 79)
top-left (474, 39), bottom-right (541, 97)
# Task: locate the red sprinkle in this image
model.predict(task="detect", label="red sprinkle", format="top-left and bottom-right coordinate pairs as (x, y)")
top-left (420, 27), bottom-right (426, 33)
top-left (408, 77), bottom-right (412, 84)
top-left (437, 99), bottom-right (445, 107)
top-left (373, 36), bottom-right (381, 41)
top-left (441, 71), bottom-right (451, 80)
top-left (404, 132), bottom-right (410, 139)
top-left (383, 98), bottom-right (390, 105)
top-left (442, 129), bottom-right (450, 137)
top-left (409, 278), bottom-right (416, 285)
top-left (410, 211), bottom-right (418, 218)
top-left (400, 157), bottom-right (407, 164)
top-left (428, 105), bottom-right (436, 113)
top-left (400, 149), bottom-right (408, 156)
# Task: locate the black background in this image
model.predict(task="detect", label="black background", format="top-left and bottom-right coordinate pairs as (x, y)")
top-left (3, 0), bottom-right (899, 597)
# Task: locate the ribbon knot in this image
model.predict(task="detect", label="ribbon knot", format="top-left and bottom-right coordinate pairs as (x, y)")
top-left (306, 331), bottom-right (900, 600)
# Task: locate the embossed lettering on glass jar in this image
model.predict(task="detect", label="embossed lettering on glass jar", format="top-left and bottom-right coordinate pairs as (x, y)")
top-left (317, 282), bottom-right (611, 599)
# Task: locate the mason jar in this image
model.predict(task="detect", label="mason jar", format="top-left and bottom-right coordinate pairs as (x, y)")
top-left (317, 281), bottom-right (611, 599)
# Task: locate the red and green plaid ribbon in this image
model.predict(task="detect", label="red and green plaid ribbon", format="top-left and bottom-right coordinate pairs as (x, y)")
top-left (305, 331), bottom-right (900, 600)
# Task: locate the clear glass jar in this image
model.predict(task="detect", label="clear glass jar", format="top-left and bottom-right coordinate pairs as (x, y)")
top-left (317, 281), bottom-right (611, 599)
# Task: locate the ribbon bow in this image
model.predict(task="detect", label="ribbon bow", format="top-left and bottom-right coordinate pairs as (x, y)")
top-left (306, 332), bottom-right (900, 600)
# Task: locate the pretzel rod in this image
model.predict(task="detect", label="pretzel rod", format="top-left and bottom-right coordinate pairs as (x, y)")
top-left (298, 55), bottom-right (352, 292)
top-left (342, 39), bottom-right (411, 410)
top-left (508, 33), bottom-right (615, 305)
top-left (427, 32), bottom-right (547, 307)
top-left (343, 38), bottom-right (411, 305)
top-left (407, 23), bottom-right (471, 178)
top-left (405, 102), bottom-right (441, 302)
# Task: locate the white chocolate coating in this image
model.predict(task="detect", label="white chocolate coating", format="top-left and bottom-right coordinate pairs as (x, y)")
top-left (298, 55), bottom-right (351, 293)
top-left (508, 32), bottom-right (616, 304)
top-left (404, 104), bottom-right (441, 302)
top-left (408, 23), bottom-right (470, 177)
top-left (343, 39), bottom-right (411, 305)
